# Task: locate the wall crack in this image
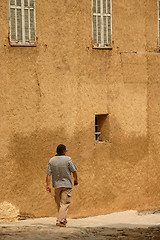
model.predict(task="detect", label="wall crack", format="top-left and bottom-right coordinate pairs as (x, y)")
top-left (35, 55), bottom-right (42, 99)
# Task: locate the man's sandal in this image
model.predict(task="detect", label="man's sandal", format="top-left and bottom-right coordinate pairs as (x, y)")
top-left (56, 221), bottom-right (66, 227)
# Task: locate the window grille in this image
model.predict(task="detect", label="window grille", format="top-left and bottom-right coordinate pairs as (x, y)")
top-left (92, 0), bottom-right (112, 48)
top-left (9, 0), bottom-right (36, 46)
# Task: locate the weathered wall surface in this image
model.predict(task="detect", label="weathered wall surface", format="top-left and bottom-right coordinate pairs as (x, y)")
top-left (0, 0), bottom-right (160, 221)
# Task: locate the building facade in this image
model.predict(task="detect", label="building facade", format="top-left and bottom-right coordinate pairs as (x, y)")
top-left (0, 0), bottom-right (160, 221)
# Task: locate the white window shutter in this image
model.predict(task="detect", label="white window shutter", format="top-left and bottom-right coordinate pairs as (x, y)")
top-left (107, 0), bottom-right (112, 45)
top-left (10, 7), bottom-right (16, 41)
top-left (24, 8), bottom-right (29, 41)
top-left (9, 0), bottom-right (20, 43)
top-left (98, 15), bottom-right (101, 43)
top-left (10, 0), bottom-right (15, 4)
top-left (17, 8), bottom-right (22, 42)
top-left (97, 0), bottom-right (101, 13)
top-left (24, 0), bottom-right (36, 43)
top-left (92, 0), bottom-right (112, 48)
top-left (30, 7), bottom-right (36, 41)
top-left (9, 0), bottom-right (36, 46)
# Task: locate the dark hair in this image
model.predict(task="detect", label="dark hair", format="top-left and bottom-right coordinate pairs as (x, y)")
top-left (56, 144), bottom-right (66, 154)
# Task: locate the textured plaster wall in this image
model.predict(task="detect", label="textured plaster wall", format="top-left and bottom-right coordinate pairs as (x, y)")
top-left (0, 0), bottom-right (160, 221)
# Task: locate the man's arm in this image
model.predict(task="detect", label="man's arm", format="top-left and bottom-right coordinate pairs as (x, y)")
top-left (46, 175), bottom-right (51, 192)
top-left (73, 171), bottom-right (78, 186)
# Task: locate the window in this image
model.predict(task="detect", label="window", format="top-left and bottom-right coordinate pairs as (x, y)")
top-left (92, 0), bottom-right (112, 48)
top-left (9, 0), bottom-right (36, 46)
top-left (95, 114), bottom-right (109, 142)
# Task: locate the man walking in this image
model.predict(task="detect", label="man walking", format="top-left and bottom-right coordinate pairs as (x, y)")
top-left (46, 144), bottom-right (78, 227)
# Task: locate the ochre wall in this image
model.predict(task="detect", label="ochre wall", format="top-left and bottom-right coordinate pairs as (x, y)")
top-left (1, 0), bottom-right (160, 221)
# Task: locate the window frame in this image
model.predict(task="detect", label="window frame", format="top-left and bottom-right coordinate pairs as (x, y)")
top-left (9, 0), bottom-right (36, 47)
top-left (92, 0), bottom-right (112, 49)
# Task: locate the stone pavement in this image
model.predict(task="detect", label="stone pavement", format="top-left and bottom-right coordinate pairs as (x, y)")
top-left (0, 211), bottom-right (160, 240)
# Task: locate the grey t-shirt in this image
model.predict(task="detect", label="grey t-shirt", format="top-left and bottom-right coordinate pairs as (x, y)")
top-left (47, 155), bottom-right (77, 188)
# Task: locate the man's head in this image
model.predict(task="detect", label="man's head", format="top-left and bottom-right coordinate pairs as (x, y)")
top-left (56, 144), bottom-right (67, 155)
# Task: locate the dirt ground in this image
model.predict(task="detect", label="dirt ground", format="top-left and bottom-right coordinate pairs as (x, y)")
top-left (0, 211), bottom-right (160, 240)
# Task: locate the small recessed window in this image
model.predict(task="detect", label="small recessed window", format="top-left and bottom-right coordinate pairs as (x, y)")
top-left (95, 114), bottom-right (109, 142)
